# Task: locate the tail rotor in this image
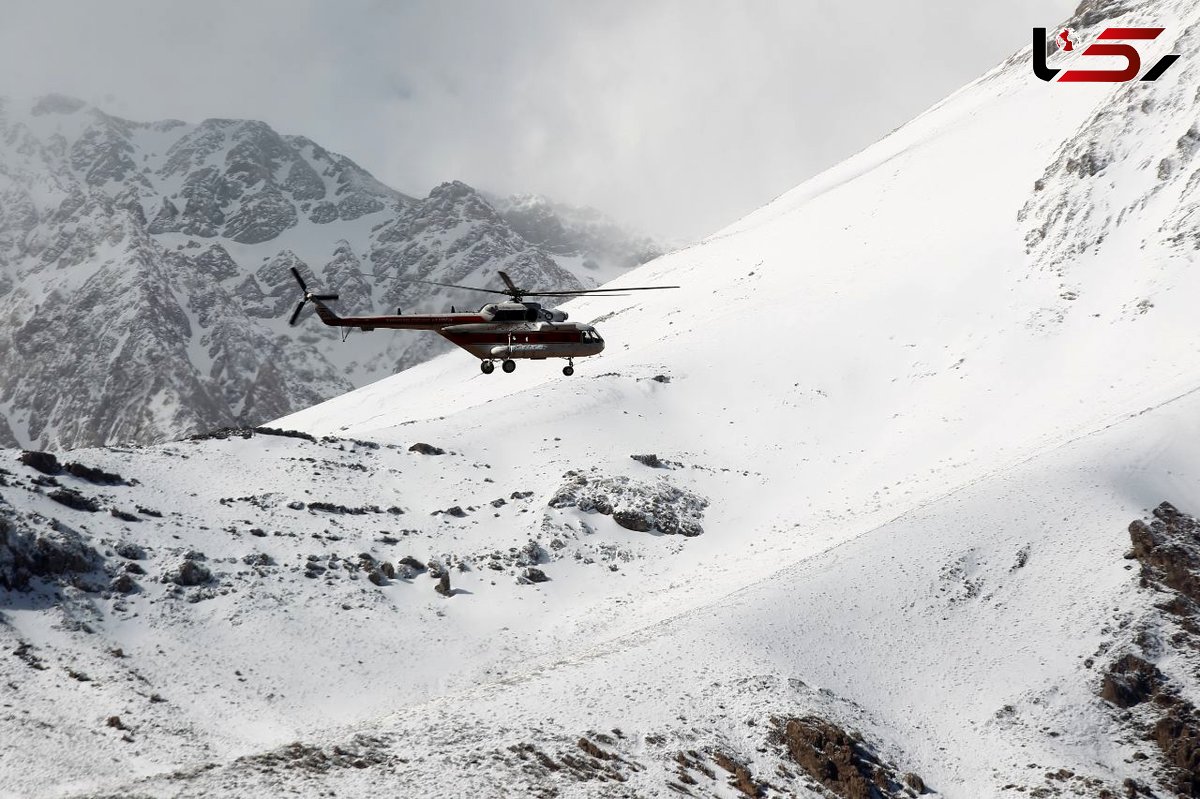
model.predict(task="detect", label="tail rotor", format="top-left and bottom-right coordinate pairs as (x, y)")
top-left (289, 267), bottom-right (339, 326)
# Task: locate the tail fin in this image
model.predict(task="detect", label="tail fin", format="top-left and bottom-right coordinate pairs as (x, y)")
top-left (288, 267), bottom-right (342, 327)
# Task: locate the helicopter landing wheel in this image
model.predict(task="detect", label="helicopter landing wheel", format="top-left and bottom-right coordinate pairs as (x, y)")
top-left (562, 362), bottom-right (574, 376)
top-left (501, 359), bottom-right (517, 373)
top-left (480, 360), bottom-right (495, 374)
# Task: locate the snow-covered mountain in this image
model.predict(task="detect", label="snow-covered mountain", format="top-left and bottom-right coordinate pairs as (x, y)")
top-left (0, 97), bottom-right (660, 450)
top-left (487, 192), bottom-right (664, 286)
top-left (6, 0), bottom-right (1200, 795)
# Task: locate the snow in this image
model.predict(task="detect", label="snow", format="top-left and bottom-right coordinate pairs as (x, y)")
top-left (6, 2), bottom-right (1200, 795)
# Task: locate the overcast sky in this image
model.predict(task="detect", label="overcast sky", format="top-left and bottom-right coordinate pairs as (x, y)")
top-left (0, 1), bottom-right (1078, 241)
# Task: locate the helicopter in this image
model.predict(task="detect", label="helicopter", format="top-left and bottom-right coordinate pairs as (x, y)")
top-left (287, 267), bottom-right (677, 375)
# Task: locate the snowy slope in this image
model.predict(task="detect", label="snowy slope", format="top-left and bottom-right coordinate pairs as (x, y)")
top-left (5, 0), bottom-right (1200, 796)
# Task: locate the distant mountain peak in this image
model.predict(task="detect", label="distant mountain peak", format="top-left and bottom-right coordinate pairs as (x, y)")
top-left (31, 93), bottom-right (87, 116)
top-left (0, 97), bottom-right (658, 449)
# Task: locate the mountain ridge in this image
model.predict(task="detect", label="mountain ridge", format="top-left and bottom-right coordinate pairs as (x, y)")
top-left (0, 95), bottom-right (660, 450)
top-left (6, 0), bottom-right (1200, 795)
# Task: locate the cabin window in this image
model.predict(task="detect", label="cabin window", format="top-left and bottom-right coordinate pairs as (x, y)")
top-left (492, 309), bottom-right (528, 322)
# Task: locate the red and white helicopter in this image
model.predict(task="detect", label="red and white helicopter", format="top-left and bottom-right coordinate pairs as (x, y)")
top-left (288, 267), bottom-right (677, 375)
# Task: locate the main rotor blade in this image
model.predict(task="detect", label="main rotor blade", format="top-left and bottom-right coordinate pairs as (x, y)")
top-left (524, 285), bottom-right (680, 296)
top-left (410, 278), bottom-right (511, 296)
top-left (311, 293), bottom-right (340, 301)
top-left (498, 270), bottom-right (522, 294)
top-left (290, 266), bottom-right (308, 292)
top-left (288, 300), bottom-right (306, 326)
top-left (530, 289), bottom-right (633, 295)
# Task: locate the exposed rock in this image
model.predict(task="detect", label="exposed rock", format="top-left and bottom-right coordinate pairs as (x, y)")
top-left (630, 453), bottom-right (671, 469)
top-left (253, 427), bottom-right (317, 443)
top-left (772, 716), bottom-right (925, 799)
top-left (398, 555), bottom-right (426, 572)
top-left (550, 470), bottom-right (707, 536)
top-left (0, 508), bottom-right (102, 589)
top-left (902, 772), bottom-right (926, 793)
top-left (235, 734), bottom-right (392, 773)
top-left (1100, 654), bottom-right (1164, 708)
top-left (713, 752), bottom-right (763, 798)
top-left (18, 450), bottom-right (62, 475)
top-left (163, 559), bottom-right (212, 587)
top-left (523, 567), bottom-right (550, 584)
top-left (613, 509), bottom-right (654, 532)
top-left (577, 737), bottom-right (611, 760)
top-left (308, 501), bottom-right (380, 515)
top-left (409, 442), bottom-right (446, 456)
top-left (1068, 0), bottom-right (1134, 30)
top-left (12, 642), bottom-right (48, 670)
top-left (1100, 502), bottom-right (1200, 794)
top-left (48, 488), bottom-right (101, 512)
top-left (1128, 502), bottom-right (1200, 603)
top-left (63, 461), bottom-right (127, 485)
top-left (517, 540), bottom-right (545, 566)
top-left (114, 541), bottom-right (146, 560)
top-left (1153, 710), bottom-right (1200, 796)
top-left (434, 572), bottom-right (452, 597)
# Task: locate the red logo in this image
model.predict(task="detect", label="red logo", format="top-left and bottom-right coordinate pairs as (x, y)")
top-left (1033, 27), bottom-right (1179, 82)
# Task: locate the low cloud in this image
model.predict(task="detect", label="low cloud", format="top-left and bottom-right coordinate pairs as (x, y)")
top-left (0, 0), bottom-right (1076, 240)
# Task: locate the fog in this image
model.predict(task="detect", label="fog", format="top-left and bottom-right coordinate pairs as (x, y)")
top-left (0, 0), bottom-right (1079, 240)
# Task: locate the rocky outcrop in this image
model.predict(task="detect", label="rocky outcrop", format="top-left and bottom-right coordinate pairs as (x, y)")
top-left (1095, 502), bottom-right (1200, 795)
top-left (772, 716), bottom-right (928, 799)
top-left (549, 470), bottom-right (708, 536)
top-left (1128, 501), bottom-right (1200, 602)
top-left (0, 506), bottom-right (102, 590)
top-left (1017, 17), bottom-right (1200, 317)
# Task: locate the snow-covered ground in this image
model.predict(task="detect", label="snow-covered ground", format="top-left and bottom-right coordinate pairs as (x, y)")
top-left (5, 0), bottom-right (1200, 795)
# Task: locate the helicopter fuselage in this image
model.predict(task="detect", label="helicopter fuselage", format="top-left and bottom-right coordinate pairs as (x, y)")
top-left (440, 321), bottom-right (604, 361)
top-left (307, 299), bottom-right (603, 363)
top-left (288, 266), bottom-right (674, 375)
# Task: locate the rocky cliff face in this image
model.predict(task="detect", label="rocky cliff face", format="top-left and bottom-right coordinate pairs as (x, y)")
top-left (0, 96), bottom-right (660, 449)
top-left (1017, 2), bottom-right (1200, 322)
